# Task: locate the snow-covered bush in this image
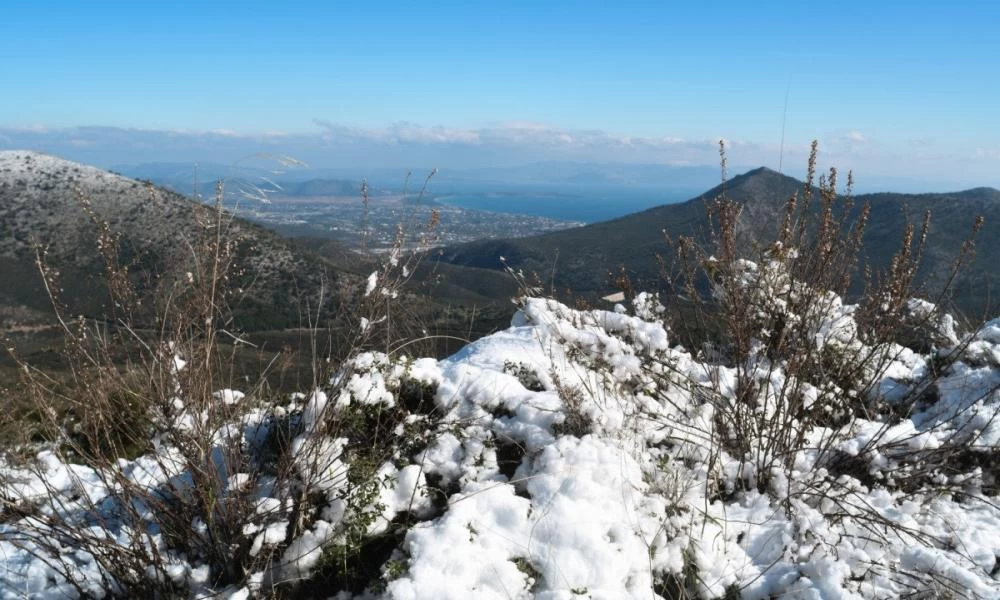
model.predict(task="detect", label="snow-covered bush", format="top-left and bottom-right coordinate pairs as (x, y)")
top-left (3, 153), bottom-right (997, 598)
top-left (663, 145), bottom-right (988, 500)
top-left (0, 180), bottom-right (449, 598)
top-left (6, 286), bottom-right (1000, 598)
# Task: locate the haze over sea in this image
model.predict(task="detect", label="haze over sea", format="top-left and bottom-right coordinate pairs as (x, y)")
top-left (430, 183), bottom-right (702, 223)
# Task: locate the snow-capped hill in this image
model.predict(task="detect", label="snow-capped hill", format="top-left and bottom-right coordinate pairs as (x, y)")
top-left (0, 150), bottom-right (346, 327)
top-left (2, 288), bottom-right (998, 598)
top-left (0, 149), bottom-right (204, 264)
top-left (0, 150), bottom-right (131, 185)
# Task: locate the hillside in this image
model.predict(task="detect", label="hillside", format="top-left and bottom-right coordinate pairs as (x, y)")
top-left (0, 151), bottom-right (351, 330)
top-left (0, 151), bottom-right (519, 370)
top-left (3, 156), bottom-right (999, 599)
top-left (2, 287), bottom-right (998, 598)
top-left (439, 167), bottom-right (1000, 315)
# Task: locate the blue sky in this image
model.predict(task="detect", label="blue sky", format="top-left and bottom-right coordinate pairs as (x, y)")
top-left (2, 1), bottom-right (999, 187)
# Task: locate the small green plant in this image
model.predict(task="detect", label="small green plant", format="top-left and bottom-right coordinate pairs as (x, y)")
top-left (510, 556), bottom-right (543, 593)
top-left (503, 359), bottom-right (546, 392)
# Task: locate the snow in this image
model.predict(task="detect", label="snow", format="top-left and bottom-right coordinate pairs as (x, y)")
top-left (0, 151), bottom-right (132, 188)
top-left (384, 294), bottom-right (1000, 599)
top-left (2, 282), bottom-right (1000, 598)
top-left (214, 389), bottom-right (245, 405)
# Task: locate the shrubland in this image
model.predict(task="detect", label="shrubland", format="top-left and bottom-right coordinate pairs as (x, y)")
top-left (1, 148), bottom-right (998, 599)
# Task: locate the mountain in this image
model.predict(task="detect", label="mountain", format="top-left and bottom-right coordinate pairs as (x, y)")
top-left (439, 167), bottom-right (1000, 316)
top-left (0, 151), bottom-right (350, 329)
top-left (116, 161), bottom-right (405, 195)
top-left (114, 162), bottom-right (372, 201)
top-left (112, 161), bottom-right (276, 184)
top-left (0, 151), bottom-right (518, 360)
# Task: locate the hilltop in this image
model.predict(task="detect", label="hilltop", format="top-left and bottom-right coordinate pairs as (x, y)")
top-left (439, 167), bottom-right (1000, 315)
top-left (0, 151), bottom-right (350, 329)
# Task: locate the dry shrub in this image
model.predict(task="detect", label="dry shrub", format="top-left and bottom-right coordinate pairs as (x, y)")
top-left (662, 142), bottom-right (986, 488)
top-left (0, 171), bottom-right (453, 597)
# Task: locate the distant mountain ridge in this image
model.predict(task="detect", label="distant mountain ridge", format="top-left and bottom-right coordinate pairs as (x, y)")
top-left (113, 163), bottom-right (370, 201)
top-left (116, 160), bottom-right (726, 187)
top-left (437, 161), bottom-right (725, 187)
top-left (439, 167), bottom-right (1000, 316)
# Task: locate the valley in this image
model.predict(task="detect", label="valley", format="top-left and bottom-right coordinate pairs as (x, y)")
top-left (236, 192), bottom-right (585, 250)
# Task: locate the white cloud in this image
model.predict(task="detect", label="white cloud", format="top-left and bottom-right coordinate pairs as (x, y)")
top-left (208, 128), bottom-right (243, 138)
top-left (827, 130), bottom-right (869, 148)
top-left (0, 121), bottom-right (779, 174)
top-left (308, 119), bottom-right (711, 152)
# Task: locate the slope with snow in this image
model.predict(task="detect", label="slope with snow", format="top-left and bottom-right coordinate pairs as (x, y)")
top-left (0, 150), bottom-right (345, 326)
top-left (2, 287), bottom-right (999, 598)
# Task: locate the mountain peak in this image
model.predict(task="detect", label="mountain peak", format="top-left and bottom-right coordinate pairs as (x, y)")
top-left (685, 166), bottom-right (803, 207)
top-left (743, 166), bottom-right (780, 176)
top-left (955, 186), bottom-right (1000, 200)
top-left (734, 166), bottom-right (801, 184)
top-left (1, 149), bottom-right (73, 167)
top-left (732, 165), bottom-right (802, 190)
top-left (0, 151), bottom-right (344, 328)
top-left (0, 150), bottom-right (128, 187)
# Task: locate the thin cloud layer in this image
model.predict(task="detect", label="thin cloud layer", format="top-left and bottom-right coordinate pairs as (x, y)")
top-left (0, 122), bottom-right (994, 189)
top-left (311, 119), bottom-right (728, 153)
top-left (0, 122), bottom-right (763, 170)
